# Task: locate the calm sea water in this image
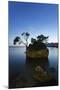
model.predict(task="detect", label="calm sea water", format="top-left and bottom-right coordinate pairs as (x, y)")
top-left (9, 47), bottom-right (58, 88)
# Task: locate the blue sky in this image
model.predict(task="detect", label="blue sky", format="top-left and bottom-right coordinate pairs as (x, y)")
top-left (9, 1), bottom-right (58, 46)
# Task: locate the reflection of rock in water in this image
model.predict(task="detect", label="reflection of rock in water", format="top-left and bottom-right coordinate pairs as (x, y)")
top-left (25, 57), bottom-right (57, 85)
top-left (9, 57), bottom-right (58, 88)
top-left (26, 57), bottom-right (49, 71)
top-left (25, 57), bottom-right (49, 78)
top-left (25, 57), bottom-right (50, 82)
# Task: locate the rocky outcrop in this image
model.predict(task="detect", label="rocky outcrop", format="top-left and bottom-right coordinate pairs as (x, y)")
top-left (26, 48), bottom-right (49, 58)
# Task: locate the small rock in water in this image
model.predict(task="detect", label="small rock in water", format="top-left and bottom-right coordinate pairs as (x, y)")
top-left (35, 66), bottom-right (44, 73)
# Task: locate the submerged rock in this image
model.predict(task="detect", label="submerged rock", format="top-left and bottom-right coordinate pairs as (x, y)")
top-left (33, 65), bottom-right (53, 82)
top-left (35, 66), bottom-right (44, 72)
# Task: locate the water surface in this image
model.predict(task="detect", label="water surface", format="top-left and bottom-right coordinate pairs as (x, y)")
top-left (9, 46), bottom-right (58, 88)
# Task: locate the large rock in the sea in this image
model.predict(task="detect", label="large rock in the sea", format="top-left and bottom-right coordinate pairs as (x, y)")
top-left (26, 48), bottom-right (49, 58)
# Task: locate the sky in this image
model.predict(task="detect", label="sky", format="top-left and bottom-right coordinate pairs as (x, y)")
top-left (9, 1), bottom-right (58, 46)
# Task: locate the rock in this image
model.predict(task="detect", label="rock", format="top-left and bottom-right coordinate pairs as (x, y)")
top-left (26, 49), bottom-right (49, 59)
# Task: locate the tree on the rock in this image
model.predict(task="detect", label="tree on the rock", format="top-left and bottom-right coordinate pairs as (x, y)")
top-left (28, 34), bottom-right (49, 51)
top-left (31, 38), bottom-right (36, 44)
top-left (13, 36), bottom-right (21, 45)
top-left (37, 34), bottom-right (49, 43)
top-left (21, 32), bottom-right (30, 47)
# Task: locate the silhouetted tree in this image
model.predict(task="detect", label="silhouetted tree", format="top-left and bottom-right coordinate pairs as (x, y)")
top-left (28, 34), bottom-right (49, 51)
top-left (31, 38), bottom-right (36, 44)
top-left (13, 36), bottom-right (21, 45)
top-left (37, 34), bottom-right (49, 43)
top-left (21, 32), bottom-right (30, 47)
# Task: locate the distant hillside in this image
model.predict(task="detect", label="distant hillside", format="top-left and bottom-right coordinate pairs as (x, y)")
top-left (46, 43), bottom-right (58, 47)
